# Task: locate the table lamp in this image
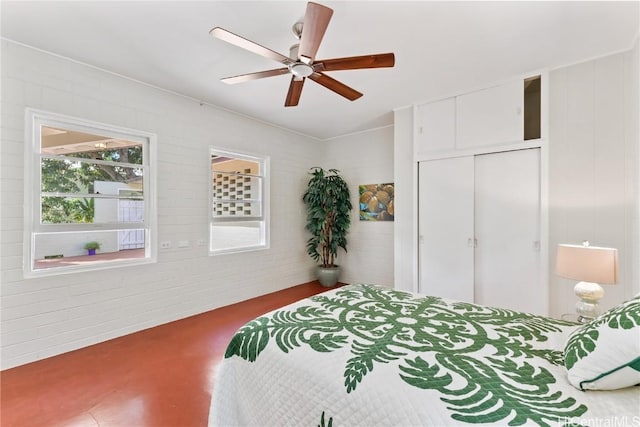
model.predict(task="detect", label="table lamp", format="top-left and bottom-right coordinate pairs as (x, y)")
top-left (556, 241), bottom-right (618, 323)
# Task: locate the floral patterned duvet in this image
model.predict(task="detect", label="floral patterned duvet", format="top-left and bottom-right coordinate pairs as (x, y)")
top-left (209, 284), bottom-right (639, 426)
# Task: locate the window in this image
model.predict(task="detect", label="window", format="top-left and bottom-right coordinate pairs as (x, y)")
top-left (24, 109), bottom-right (156, 276)
top-left (210, 148), bottom-right (269, 254)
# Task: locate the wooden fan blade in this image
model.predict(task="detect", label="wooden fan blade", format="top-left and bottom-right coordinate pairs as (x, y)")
top-left (308, 72), bottom-right (362, 101)
top-left (285, 77), bottom-right (305, 107)
top-left (221, 68), bottom-right (290, 85)
top-left (315, 53), bottom-right (395, 71)
top-left (210, 27), bottom-right (292, 65)
top-left (298, 2), bottom-right (333, 63)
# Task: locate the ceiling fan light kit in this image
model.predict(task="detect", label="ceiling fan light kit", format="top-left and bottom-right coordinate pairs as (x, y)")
top-left (210, 1), bottom-right (395, 107)
top-left (290, 63), bottom-right (314, 79)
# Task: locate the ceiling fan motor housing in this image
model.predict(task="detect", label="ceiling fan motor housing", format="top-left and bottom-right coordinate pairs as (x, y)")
top-left (288, 43), bottom-right (313, 78)
top-left (290, 63), bottom-right (313, 78)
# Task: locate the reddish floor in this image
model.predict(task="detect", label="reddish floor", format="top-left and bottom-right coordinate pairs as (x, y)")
top-left (1, 281), bottom-right (338, 427)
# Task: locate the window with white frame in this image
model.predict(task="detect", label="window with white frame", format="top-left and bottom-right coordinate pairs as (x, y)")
top-left (210, 148), bottom-right (269, 254)
top-left (24, 109), bottom-right (156, 276)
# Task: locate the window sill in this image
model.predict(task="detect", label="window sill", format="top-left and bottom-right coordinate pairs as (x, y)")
top-left (24, 253), bottom-right (156, 278)
top-left (208, 244), bottom-right (269, 256)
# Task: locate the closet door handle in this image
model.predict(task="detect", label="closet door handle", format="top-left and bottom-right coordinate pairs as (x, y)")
top-left (467, 238), bottom-right (477, 248)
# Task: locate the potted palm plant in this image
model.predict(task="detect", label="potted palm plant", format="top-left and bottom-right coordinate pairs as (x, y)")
top-left (302, 167), bottom-right (352, 287)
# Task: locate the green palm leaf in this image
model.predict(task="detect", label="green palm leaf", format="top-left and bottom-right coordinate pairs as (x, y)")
top-left (318, 411), bottom-right (333, 427)
top-left (400, 354), bottom-right (587, 426)
top-left (270, 306), bottom-right (347, 353)
top-left (564, 329), bottom-right (599, 370)
top-left (344, 337), bottom-right (407, 393)
top-left (225, 317), bottom-right (270, 362)
top-left (606, 297), bottom-right (640, 329)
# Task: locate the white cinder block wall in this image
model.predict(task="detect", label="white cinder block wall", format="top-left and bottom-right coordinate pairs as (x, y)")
top-left (321, 126), bottom-right (395, 287)
top-left (0, 40), bottom-right (322, 369)
top-left (548, 41), bottom-right (640, 317)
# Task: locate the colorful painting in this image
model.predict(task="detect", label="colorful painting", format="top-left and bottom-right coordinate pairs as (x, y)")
top-left (359, 183), bottom-right (394, 221)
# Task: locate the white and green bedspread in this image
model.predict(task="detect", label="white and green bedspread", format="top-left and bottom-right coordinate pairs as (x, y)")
top-left (209, 284), bottom-right (639, 426)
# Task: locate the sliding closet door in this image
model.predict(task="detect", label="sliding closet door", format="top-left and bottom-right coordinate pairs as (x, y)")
top-left (418, 156), bottom-right (474, 302)
top-left (474, 148), bottom-right (542, 314)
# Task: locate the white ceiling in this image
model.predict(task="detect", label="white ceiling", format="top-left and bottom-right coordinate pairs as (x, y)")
top-left (2, 1), bottom-right (638, 140)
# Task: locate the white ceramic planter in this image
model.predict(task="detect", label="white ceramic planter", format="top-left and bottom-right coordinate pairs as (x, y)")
top-left (317, 265), bottom-right (340, 287)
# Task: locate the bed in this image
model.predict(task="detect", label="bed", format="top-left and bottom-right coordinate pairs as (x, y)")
top-left (209, 284), bottom-right (640, 426)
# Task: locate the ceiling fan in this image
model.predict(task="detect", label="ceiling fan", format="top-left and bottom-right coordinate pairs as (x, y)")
top-left (210, 1), bottom-right (395, 107)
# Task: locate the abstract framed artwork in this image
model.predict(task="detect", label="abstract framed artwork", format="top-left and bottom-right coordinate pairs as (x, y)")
top-left (359, 183), bottom-right (394, 221)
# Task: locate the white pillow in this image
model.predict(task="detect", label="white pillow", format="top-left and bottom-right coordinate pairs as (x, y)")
top-left (564, 295), bottom-right (640, 390)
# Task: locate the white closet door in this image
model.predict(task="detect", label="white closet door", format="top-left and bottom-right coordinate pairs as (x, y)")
top-left (418, 156), bottom-right (474, 302)
top-left (474, 148), bottom-right (542, 315)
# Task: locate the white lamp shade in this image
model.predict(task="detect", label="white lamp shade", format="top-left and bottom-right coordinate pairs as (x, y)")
top-left (556, 244), bottom-right (618, 284)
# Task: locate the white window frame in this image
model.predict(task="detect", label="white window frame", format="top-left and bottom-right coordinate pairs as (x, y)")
top-left (23, 108), bottom-right (157, 277)
top-left (209, 147), bottom-right (270, 255)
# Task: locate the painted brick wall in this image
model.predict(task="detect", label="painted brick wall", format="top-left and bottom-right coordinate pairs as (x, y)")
top-left (321, 126), bottom-right (395, 287)
top-left (0, 40), bottom-right (322, 369)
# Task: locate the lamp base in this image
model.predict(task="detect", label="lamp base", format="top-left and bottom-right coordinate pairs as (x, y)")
top-left (574, 281), bottom-right (604, 323)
